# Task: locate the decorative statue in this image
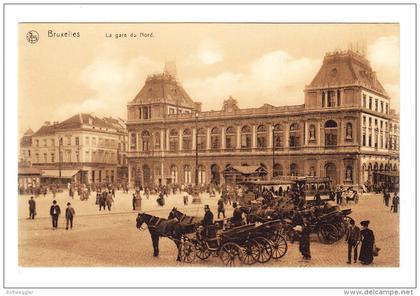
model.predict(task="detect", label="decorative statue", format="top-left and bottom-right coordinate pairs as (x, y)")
top-left (346, 167), bottom-right (352, 180)
top-left (346, 123), bottom-right (353, 139)
top-left (309, 125), bottom-right (315, 140)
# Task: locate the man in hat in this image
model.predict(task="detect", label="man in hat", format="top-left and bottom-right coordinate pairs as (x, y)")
top-left (231, 202), bottom-right (243, 227)
top-left (392, 192), bottom-right (399, 213)
top-left (345, 219), bottom-right (360, 264)
top-left (217, 196), bottom-right (225, 219)
top-left (359, 220), bottom-right (375, 265)
top-left (65, 202), bottom-right (76, 230)
top-left (202, 205), bottom-right (214, 227)
top-left (49, 200), bottom-right (61, 229)
top-left (28, 196), bottom-right (36, 220)
top-left (294, 224), bottom-right (311, 260)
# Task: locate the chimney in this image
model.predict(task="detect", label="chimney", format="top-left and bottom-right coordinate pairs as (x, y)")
top-left (164, 61), bottom-right (177, 78)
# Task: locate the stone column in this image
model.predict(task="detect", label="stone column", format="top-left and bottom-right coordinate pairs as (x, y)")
top-left (137, 131), bottom-right (142, 152)
top-left (128, 163), bottom-right (132, 186)
top-left (236, 126), bottom-right (241, 149)
top-left (284, 124), bottom-right (289, 148)
top-left (192, 128), bottom-right (197, 149)
top-left (304, 121), bottom-right (308, 146)
top-left (221, 127), bottom-right (226, 150)
top-left (252, 125), bottom-right (257, 149)
top-left (178, 128), bottom-right (183, 151)
top-left (268, 125), bottom-right (273, 148)
top-left (206, 127), bottom-right (211, 150)
top-left (166, 130), bottom-right (170, 151)
top-left (160, 130), bottom-right (165, 151)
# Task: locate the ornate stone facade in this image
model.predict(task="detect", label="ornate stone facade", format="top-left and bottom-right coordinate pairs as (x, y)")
top-left (126, 51), bottom-right (399, 187)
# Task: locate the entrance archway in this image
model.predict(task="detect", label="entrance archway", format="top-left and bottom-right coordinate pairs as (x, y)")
top-left (143, 165), bottom-right (151, 186)
top-left (325, 163), bottom-right (337, 186)
top-left (211, 164), bottom-right (221, 185)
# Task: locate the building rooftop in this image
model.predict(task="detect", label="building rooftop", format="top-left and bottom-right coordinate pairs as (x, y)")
top-left (129, 71), bottom-right (196, 109)
top-left (32, 113), bottom-right (120, 137)
top-left (307, 50), bottom-right (388, 97)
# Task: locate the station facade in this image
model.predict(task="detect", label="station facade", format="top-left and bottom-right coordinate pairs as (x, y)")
top-left (126, 50), bottom-right (399, 188)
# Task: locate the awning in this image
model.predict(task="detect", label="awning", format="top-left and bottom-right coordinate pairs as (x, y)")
top-left (18, 167), bottom-right (42, 175)
top-left (41, 169), bottom-right (80, 179)
top-left (373, 171), bottom-right (399, 177)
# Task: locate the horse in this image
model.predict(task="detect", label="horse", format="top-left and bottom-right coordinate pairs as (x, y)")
top-left (167, 207), bottom-right (202, 234)
top-left (136, 212), bottom-right (184, 261)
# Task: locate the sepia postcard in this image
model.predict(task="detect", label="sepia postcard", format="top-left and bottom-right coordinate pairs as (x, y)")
top-left (3, 3), bottom-right (417, 294)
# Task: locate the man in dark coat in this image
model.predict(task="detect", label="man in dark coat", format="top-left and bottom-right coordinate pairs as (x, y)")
top-left (203, 205), bottom-right (214, 226)
top-left (99, 191), bottom-right (107, 211)
top-left (392, 193), bottom-right (399, 213)
top-left (384, 189), bottom-right (390, 207)
top-left (49, 200), bottom-right (61, 229)
top-left (359, 220), bottom-right (375, 265)
top-left (28, 196), bottom-right (36, 219)
top-left (345, 219), bottom-right (361, 264)
top-left (65, 202), bottom-right (76, 230)
top-left (217, 197), bottom-right (225, 219)
top-left (231, 202), bottom-right (243, 227)
top-left (295, 225), bottom-right (311, 260)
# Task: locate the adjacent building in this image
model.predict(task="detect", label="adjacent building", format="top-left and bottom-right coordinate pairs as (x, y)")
top-left (126, 50), bottom-right (399, 188)
top-left (28, 114), bottom-right (128, 185)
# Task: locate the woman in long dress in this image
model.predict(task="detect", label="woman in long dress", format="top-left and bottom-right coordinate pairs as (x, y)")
top-left (359, 220), bottom-right (375, 265)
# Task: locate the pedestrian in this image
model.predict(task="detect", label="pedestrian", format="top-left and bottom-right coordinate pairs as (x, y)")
top-left (99, 191), bottom-right (107, 211)
top-left (336, 188), bottom-right (342, 205)
top-left (359, 220), bottom-right (375, 265)
top-left (217, 196), bottom-right (225, 219)
top-left (345, 219), bottom-right (360, 264)
top-left (49, 200), bottom-right (61, 229)
top-left (383, 189), bottom-right (390, 207)
top-left (65, 202), bottom-right (75, 230)
top-left (294, 225), bottom-right (311, 260)
top-left (106, 192), bottom-right (114, 211)
top-left (392, 192), bottom-right (399, 213)
top-left (132, 193), bottom-right (137, 211)
top-left (202, 205), bottom-right (214, 238)
top-left (183, 194), bottom-right (188, 206)
top-left (28, 196), bottom-right (36, 219)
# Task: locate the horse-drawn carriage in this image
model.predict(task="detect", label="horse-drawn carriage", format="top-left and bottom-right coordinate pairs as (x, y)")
top-left (180, 219), bottom-right (288, 266)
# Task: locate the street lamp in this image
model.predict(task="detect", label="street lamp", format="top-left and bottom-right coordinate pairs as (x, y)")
top-left (192, 112), bottom-right (201, 204)
top-left (58, 137), bottom-right (63, 185)
top-left (272, 124), bottom-right (275, 179)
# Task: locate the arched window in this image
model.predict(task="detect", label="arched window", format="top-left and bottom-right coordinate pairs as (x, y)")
top-left (325, 120), bottom-right (338, 147)
top-left (211, 127), bottom-right (221, 150)
top-left (346, 122), bottom-right (353, 140)
top-left (197, 128), bottom-right (206, 150)
top-left (289, 123), bottom-right (300, 148)
top-left (256, 125), bottom-right (267, 150)
top-left (241, 125), bottom-right (252, 149)
top-left (345, 166), bottom-right (353, 181)
top-left (290, 163), bottom-right (299, 176)
top-left (225, 127), bottom-right (236, 150)
top-left (154, 132), bottom-right (161, 150)
top-left (170, 165), bottom-right (178, 183)
top-left (309, 166), bottom-right (316, 176)
top-left (182, 129), bottom-right (192, 151)
top-left (309, 124), bottom-right (316, 141)
top-left (273, 163), bottom-right (283, 177)
top-left (141, 130), bottom-right (151, 152)
top-left (273, 124), bottom-right (283, 149)
top-left (169, 129), bottom-right (179, 152)
top-left (184, 165), bottom-right (192, 184)
top-left (198, 165), bottom-right (206, 184)
top-left (379, 163), bottom-right (384, 171)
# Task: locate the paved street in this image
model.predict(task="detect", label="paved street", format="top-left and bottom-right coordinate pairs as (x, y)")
top-left (18, 190), bottom-right (399, 267)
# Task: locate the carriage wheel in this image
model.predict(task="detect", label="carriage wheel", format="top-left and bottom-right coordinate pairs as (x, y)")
top-left (238, 240), bottom-right (260, 265)
top-left (179, 241), bottom-right (196, 263)
top-left (219, 242), bottom-right (242, 267)
top-left (317, 224), bottom-right (339, 244)
top-left (195, 241), bottom-right (211, 260)
top-left (270, 233), bottom-right (288, 259)
top-left (253, 237), bottom-right (273, 263)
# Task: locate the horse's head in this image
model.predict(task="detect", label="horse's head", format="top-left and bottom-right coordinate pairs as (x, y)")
top-left (136, 213), bottom-right (148, 231)
top-left (168, 207), bottom-right (177, 219)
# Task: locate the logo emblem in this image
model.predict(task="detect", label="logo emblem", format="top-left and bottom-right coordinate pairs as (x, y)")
top-left (26, 31), bottom-right (39, 44)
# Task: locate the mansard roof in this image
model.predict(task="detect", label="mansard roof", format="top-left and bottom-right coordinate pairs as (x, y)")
top-left (130, 72), bottom-right (195, 108)
top-left (307, 50), bottom-right (388, 97)
top-left (32, 114), bottom-right (117, 137)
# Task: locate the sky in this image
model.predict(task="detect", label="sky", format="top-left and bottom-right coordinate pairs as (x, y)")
top-left (19, 23), bottom-right (399, 135)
